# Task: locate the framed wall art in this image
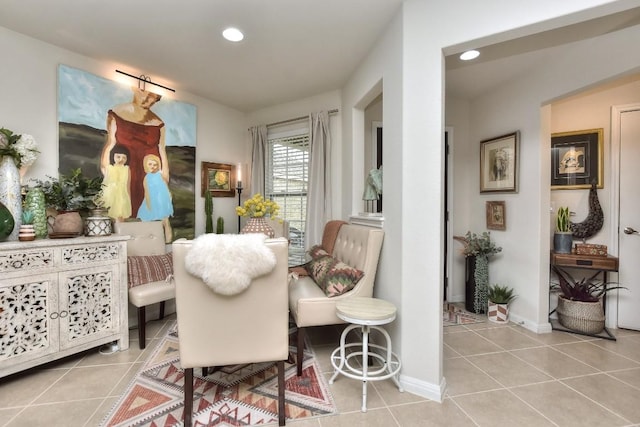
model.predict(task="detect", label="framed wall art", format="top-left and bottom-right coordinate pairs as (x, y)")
top-left (550, 128), bottom-right (603, 190)
top-left (201, 161), bottom-right (236, 197)
top-left (480, 131), bottom-right (519, 193)
top-left (486, 201), bottom-right (506, 230)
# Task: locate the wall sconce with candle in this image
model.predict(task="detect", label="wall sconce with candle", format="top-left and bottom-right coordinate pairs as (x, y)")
top-left (236, 162), bottom-right (243, 232)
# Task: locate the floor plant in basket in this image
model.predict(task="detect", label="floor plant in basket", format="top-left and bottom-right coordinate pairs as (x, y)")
top-left (552, 266), bottom-right (626, 334)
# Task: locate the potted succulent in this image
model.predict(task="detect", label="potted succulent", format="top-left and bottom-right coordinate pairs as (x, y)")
top-left (552, 266), bottom-right (625, 334)
top-left (554, 206), bottom-right (573, 254)
top-left (454, 231), bottom-right (502, 314)
top-left (487, 284), bottom-right (516, 323)
top-left (18, 210), bottom-right (36, 241)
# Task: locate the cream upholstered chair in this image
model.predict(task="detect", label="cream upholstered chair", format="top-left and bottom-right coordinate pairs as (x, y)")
top-left (172, 237), bottom-right (289, 427)
top-left (114, 221), bottom-right (175, 349)
top-left (289, 224), bottom-right (384, 375)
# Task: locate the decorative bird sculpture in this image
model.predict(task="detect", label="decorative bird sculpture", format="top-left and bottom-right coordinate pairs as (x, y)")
top-left (570, 180), bottom-right (603, 241)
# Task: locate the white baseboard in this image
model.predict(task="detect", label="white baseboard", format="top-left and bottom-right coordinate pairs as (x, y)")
top-left (508, 312), bottom-right (552, 334)
top-left (399, 374), bottom-right (446, 402)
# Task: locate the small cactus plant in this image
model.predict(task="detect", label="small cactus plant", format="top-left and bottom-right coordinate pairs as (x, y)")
top-left (205, 191), bottom-right (213, 233)
top-left (216, 216), bottom-right (224, 234)
top-left (21, 210), bottom-right (35, 225)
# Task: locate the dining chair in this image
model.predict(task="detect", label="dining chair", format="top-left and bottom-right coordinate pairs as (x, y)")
top-left (173, 236), bottom-right (290, 426)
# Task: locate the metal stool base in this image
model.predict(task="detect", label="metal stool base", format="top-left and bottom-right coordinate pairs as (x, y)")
top-left (329, 323), bottom-right (403, 412)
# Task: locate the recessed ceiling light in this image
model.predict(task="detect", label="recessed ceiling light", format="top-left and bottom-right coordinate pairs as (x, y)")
top-left (222, 27), bottom-right (244, 42)
top-left (460, 50), bottom-right (480, 61)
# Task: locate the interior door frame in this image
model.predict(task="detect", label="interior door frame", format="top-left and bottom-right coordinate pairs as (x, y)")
top-left (609, 103), bottom-right (640, 327)
top-left (444, 127), bottom-right (454, 302)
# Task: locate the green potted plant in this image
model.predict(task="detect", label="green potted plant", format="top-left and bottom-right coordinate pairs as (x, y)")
top-left (34, 168), bottom-right (103, 212)
top-left (552, 266), bottom-right (625, 334)
top-left (487, 284), bottom-right (516, 323)
top-left (33, 168), bottom-right (103, 235)
top-left (454, 231), bottom-right (502, 314)
top-left (554, 206), bottom-right (573, 254)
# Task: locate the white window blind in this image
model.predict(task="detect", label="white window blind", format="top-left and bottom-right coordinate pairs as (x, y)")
top-left (266, 127), bottom-right (309, 265)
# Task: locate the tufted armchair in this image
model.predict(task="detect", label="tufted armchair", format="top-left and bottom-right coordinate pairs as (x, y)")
top-left (289, 223), bottom-right (384, 375)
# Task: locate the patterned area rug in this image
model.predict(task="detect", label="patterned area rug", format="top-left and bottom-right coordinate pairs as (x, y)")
top-left (443, 303), bottom-right (485, 326)
top-left (101, 322), bottom-right (336, 426)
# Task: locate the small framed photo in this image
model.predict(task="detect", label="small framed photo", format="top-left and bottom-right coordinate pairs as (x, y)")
top-left (480, 131), bottom-right (519, 193)
top-left (550, 128), bottom-right (603, 190)
top-left (201, 161), bottom-right (236, 197)
top-left (486, 201), bottom-right (506, 230)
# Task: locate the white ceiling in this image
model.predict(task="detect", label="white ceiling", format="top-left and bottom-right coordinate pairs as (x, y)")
top-left (0, 0), bottom-right (403, 112)
top-left (2, 2), bottom-right (639, 111)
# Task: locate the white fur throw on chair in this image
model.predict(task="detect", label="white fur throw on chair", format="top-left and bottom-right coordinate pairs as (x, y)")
top-left (184, 233), bottom-right (277, 295)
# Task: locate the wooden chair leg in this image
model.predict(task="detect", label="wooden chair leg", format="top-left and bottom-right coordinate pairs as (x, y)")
top-left (202, 366), bottom-right (208, 376)
top-left (159, 301), bottom-right (166, 319)
top-left (184, 367), bottom-right (193, 427)
top-left (296, 327), bottom-right (305, 376)
top-left (138, 306), bottom-right (146, 350)
top-left (278, 360), bottom-right (285, 426)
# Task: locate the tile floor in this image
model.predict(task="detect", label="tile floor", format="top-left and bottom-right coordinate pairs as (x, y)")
top-left (1, 314), bottom-right (640, 426)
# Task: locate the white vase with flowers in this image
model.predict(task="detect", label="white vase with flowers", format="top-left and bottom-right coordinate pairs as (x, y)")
top-left (235, 193), bottom-right (281, 238)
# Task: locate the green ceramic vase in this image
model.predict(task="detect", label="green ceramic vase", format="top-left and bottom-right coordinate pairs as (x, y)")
top-left (25, 187), bottom-right (48, 238)
top-left (0, 200), bottom-right (15, 241)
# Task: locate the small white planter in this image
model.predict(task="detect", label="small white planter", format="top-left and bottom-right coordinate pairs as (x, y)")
top-left (487, 301), bottom-right (509, 323)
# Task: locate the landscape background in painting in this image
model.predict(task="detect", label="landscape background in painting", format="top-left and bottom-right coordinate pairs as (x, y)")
top-left (57, 64), bottom-right (196, 240)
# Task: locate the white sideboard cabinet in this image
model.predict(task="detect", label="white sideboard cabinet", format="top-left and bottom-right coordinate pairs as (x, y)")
top-left (0, 235), bottom-right (129, 378)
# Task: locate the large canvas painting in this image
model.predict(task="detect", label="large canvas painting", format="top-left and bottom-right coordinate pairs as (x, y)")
top-left (58, 64), bottom-right (196, 240)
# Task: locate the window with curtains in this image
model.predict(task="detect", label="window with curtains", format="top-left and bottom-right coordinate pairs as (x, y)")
top-left (266, 127), bottom-right (309, 265)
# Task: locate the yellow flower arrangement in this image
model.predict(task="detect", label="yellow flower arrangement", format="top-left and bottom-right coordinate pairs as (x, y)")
top-left (236, 193), bottom-right (280, 218)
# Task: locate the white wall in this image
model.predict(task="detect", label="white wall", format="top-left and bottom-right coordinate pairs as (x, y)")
top-left (0, 26), bottom-right (246, 236)
top-left (343, 0), bottom-right (638, 401)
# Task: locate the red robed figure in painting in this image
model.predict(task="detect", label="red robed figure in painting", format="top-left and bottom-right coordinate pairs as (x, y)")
top-left (101, 87), bottom-right (173, 241)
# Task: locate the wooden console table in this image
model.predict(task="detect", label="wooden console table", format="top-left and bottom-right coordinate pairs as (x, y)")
top-left (0, 235), bottom-right (129, 378)
top-left (550, 251), bottom-right (618, 340)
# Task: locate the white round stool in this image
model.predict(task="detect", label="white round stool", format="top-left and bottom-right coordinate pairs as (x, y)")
top-left (329, 297), bottom-right (403, 412)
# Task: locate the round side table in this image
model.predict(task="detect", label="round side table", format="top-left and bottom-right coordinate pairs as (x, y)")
top-left (329, 297), bottom-right (403, 412)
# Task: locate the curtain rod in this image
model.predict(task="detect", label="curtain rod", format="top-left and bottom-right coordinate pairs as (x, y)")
top-left (255, 109), bottom-right (339, 130)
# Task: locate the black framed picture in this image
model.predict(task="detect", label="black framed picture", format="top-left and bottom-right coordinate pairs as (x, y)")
top-left (551, 128), bottom-right (603, 190)
top-left (480, 131), bottom-right (519, 193)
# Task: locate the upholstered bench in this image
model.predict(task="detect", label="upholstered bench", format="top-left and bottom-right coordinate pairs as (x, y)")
top-left (288, 223), bottom-right (384, 375)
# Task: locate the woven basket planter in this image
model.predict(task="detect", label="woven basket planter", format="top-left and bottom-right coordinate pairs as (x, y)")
top-left (556, 295), bottom-right (605, 334)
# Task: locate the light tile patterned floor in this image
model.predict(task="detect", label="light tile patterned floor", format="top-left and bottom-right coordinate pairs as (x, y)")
top-left (1, 314), bottom-right (640, 426)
